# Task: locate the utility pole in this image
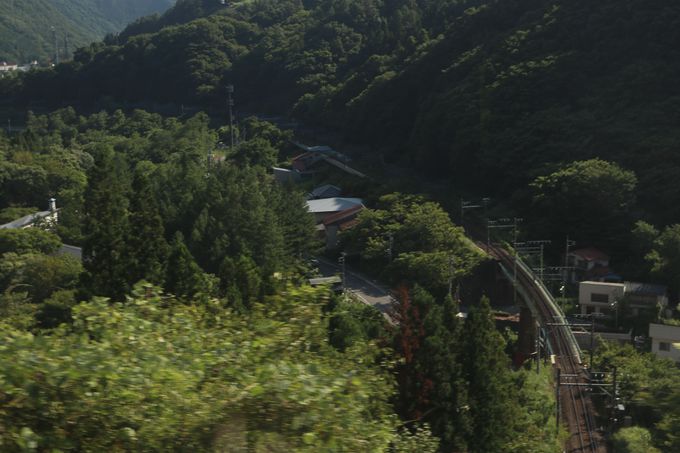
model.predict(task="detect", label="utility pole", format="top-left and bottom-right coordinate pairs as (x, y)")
top-left (338, 252), bottom-right (347, 294)
top-left (512, 218), bottom-right (522, 303)
top-left (460, 198), bottom-right (487, 227)
top-left (590, 315), bottom-right (595, 369)
top-left (611, 365), bottom-right (617, 410)
top-left (611, 299), bottom-right (619, 330)
top-left (516, 239), bottom-right (550, 284)
top-left (52, 27), bottom-right (59, 65)
top-left (563, 236), bottom-right (576, 296)
top-left (448, 255), bottom-right (455, 297)
top-left (460, 197), bottom-right (464, 224)
top-left (386, 233), bottom-right (394, 263)
top-left (555, 368), bottom-right (561, 430)
top-left (226, 84), bottom-right (235, 151)
top-left (63, 34), bottom-right (69, 61)
top-left (536, 323), bottom-right (541, 374)
top-left (486, 222), bottom-right (491, 249)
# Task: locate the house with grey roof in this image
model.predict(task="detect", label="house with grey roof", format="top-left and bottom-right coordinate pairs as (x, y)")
top-left (0, 199), bottom-right (59, 230)
top-left (306, 197), bottom-right (363, 223)
top-left (0, 199), bottom-right (83, 261)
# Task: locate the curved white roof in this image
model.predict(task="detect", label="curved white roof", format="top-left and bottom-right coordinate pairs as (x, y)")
top-left (306, 197), bottom-right (363, 213)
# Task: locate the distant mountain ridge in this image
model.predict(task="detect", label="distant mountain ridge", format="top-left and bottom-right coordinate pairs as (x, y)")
top-left (0, 0), bottom-right (175, 62)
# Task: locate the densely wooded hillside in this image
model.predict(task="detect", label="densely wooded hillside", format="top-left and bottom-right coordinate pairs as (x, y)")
top-left (4, 0), bottom-right (680, 226)
top-left (0, 0), bottom-right (175, 62)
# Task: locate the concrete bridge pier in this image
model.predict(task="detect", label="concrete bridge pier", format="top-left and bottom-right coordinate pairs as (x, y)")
top-left (515, 306), bottom-right (536, 365)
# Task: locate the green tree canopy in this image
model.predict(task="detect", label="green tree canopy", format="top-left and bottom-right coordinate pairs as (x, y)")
top-left (612, 427), bottom-right (661, 453)
top-left (342, 193), bottom-right (484, 296)
top-left (0, 228), bottom-right (61, 255)
top-left (645, 224), bottom-right (680, 298)
top-left (81, 148), bottom-right (131, 300)
top-left (529, 159), bottom-right (637, 247)
top-left (462, 296), bottom-right (518, 452)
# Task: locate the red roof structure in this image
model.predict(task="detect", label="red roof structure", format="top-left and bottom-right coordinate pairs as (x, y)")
top-left (291, 152), bottom-right (323, 172)
top-left (570, 247), bottom-right (610, 262)
top-left (323, 205), bottom-right (364, 227)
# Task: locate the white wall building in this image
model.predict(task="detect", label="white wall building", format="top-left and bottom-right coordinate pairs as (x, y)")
top-left (578, 281), bottom-right (625, 316)
top-left (649, 323), bottom-right (680, 363)
top-left (578, 280), bottom-right (668, 317)
top-left (0, 62), bottom-right (18, 72)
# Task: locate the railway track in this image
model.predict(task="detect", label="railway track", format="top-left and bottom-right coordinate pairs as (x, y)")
top-left (485, 243), bottom-right (605, 453)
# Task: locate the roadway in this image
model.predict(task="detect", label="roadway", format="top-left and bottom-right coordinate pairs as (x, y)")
top-left (316, 257), bottom-right (394, 318)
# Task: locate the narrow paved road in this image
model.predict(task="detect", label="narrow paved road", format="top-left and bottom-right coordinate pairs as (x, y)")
top-left (316, 258), bottom-right (395, 317)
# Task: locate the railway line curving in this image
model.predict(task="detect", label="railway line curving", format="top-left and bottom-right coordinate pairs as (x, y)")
top-left (485, 243), bottom-right (606, 453)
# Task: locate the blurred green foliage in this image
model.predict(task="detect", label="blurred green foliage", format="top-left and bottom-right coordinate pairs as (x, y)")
top-left (596, 342), bottom-right (680, 451)
top-left (0, 283), bottom-right (439, 451)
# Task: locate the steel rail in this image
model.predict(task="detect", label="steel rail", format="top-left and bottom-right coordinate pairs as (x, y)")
top-left (485, 243), bottom-right (600, 452)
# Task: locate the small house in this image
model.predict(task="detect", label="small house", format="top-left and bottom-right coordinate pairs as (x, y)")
top-left (567, 247), bottom-right (611, 282)
top-left (649, 323), bottom-right (680, 364)
top-left (578, 280), bottom-right (668, 317)
top-left (623, 282), bottom-right (668, 314)
top-left (578, 281), bottom-right (625, 316)
top-left (0, 199), bottom-right (59, 230)
top-left (321, 204), bottom-right (364, 249)
top-left (306, 197), bottom-right (363, 223)
top-left (291, 152), bottom-right (324, 172)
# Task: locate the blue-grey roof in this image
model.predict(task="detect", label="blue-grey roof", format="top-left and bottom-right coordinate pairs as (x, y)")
top-left (0, 211), bottom-right (51, 229)
top-left (307, 184), bottom-right (341, 200)
top-left (625, 281), bottom-right (667, 296)
top-left (308, 145), bottom-right (334, 153)
top-left (293, 142), bottom-right (350, 161)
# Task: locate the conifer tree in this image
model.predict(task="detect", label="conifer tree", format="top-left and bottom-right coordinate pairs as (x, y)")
top-left (394, 287), bottom-right (470, 451)
top-left (82, 148), bottom-right (131, 299)
top-left (394, 285), bottom-right (432, 420)
top-left (126, 165), bottom-right (169, 286)
top-left (271, 184), bottom-right (317, 260)
top-left (462, 296), bottom-right (518, 452)
top-left (165, 232), bottom-right (205, 298)
top-left (218, 254), bottom-right (262, 308)
top-left (421, 294), bottom-right (470, 452)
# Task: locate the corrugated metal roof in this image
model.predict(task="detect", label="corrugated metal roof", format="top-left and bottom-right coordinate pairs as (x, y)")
top-left (0, 211), bottom-right (52, 229)
top-left (306, 198), bottom-right (363, 213)
top-left (308, 184), bottom-right (341, 199)
top-left (624, 281), bottom-right (667, 296)
top-left (309, 276), bottom-right (342, 286)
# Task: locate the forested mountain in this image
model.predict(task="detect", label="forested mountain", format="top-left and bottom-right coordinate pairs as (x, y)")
top-left (6, 1), bottom-right (680, 450)
top-left (0, 0), bottom-right (175, 62)
top-left (5, 0), bottom-right (680, 228)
